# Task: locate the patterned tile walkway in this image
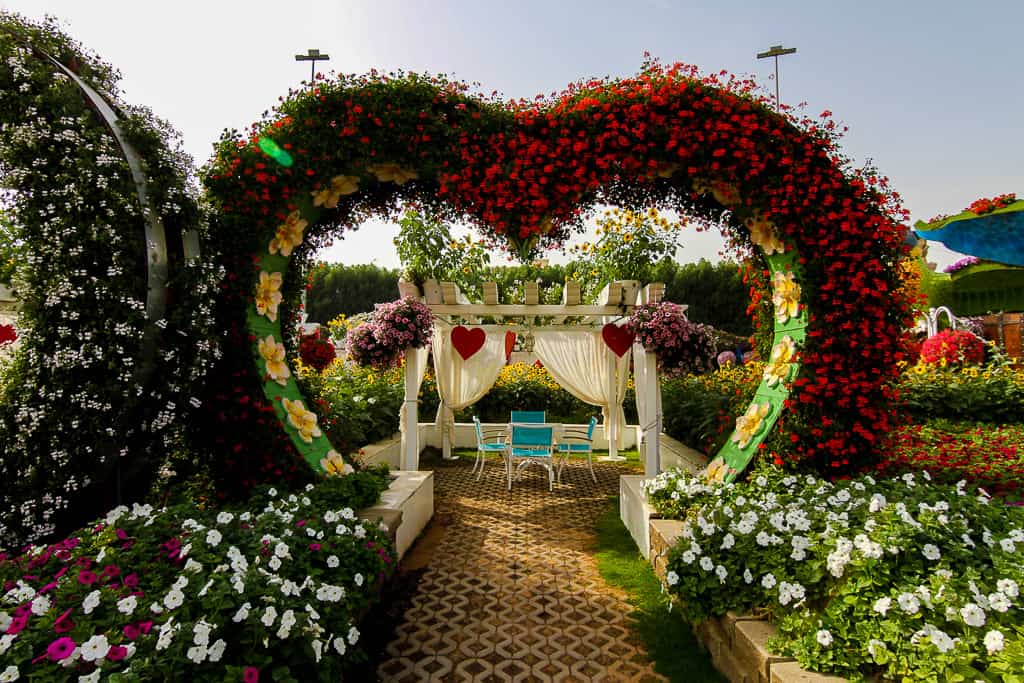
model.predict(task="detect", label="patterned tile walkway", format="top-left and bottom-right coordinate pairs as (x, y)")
top-left (377, 456), bottom-right (667, 682)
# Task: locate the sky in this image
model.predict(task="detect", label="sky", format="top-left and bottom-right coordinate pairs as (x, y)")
top-left (4, 0), bottom-right (1022, 271)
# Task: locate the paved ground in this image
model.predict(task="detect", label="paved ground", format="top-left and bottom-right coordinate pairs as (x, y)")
top-left (377, 455), bottom-right (667, 682)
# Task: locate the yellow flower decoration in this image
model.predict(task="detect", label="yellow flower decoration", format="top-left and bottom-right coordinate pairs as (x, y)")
top-left (369, 163), bottom-right (418, 185)
top-left (258, 335), bottom-right (291, 386)
top-left (745, 214), bottom-right (785, 255)
top-left (703, 457), bottom-right (729, 483)
top-left (311, 174), bottom-right (360, 209)
top-left (320, 450), bottom-right (354, 477)
top-left (731, 402), bottom-right (771, 450)
top-left (772, 271), bottom-right (801, 323)
top-left (269, 211), bottom-right (307, 257)
top-left (763, 335), bottom-right (796, 387)
top-left (282, 398), bottom-right (322, 443)
top-left (255, 271), bottom-right (283, 322)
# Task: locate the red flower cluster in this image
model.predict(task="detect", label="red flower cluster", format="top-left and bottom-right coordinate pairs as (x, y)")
top-left (0, 323), bottom-right (16, 346)
top-left (966, 193), bottom-right (1016, 215)
top-left (204, 62), bottom-right (913, 477)
top-left (299, 330), bottom-right (336, 372)
top-left (877, 423), bottom-right (1023, 499)
top-left (920, 329), bottom-right (985, 366)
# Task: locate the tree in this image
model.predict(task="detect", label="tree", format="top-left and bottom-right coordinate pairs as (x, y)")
top-left (306, 263), bottom-right (400, 323)
top-left (659, 259), bottom-right (752, 336)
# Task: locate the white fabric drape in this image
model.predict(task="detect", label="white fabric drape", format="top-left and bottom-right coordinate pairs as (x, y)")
top-left (533, 329), bottom-right (631, 447)
top-left (432, 325), bottom-right (508, 442)
top-left (399, 345), bottom-right (430, 435)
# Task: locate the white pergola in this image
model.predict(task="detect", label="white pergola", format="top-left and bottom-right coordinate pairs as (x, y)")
top-left (397, 279), bottom-right (671, 477)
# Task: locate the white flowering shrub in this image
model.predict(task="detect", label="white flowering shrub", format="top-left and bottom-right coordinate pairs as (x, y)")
top-left (0, 471), bottom-right (393, 681)
top-left (0, 13), bottom-right (221, 546)
top-left (654, 466), bottom-right (1024, 681)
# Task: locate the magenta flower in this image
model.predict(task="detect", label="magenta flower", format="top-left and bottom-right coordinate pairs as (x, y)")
top-left (102, 565), bottom-right (120, 578)
top-left (107, 644), bottom-right (128, 661)
top-left (47, 636), bottom-right (76, 661)
top-left (115, 528), bottom-right (130, 540)
top-left (243, 666), bottom-right (260, 683)
top-left (123, 572), bottom-right (139, 588)
top-left (309, 543), bottom-right (322, 551)
top-left (53, 608), bottom-right (74, 633)
top-left (77, 570), bottom-right (98, 586)
top-left (124, 624), bottom-right (140, 640)
top-left (138, 620), bottom-right (153, 635)
top-left (7, 614), bottom-right (28, 635)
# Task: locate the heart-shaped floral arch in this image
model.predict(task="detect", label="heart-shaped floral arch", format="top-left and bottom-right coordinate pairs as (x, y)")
top-left (202, 61), bottom-right (913, 484)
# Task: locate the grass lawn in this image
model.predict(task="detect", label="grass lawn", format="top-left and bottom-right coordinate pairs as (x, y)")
top-left (593, 498), bottom-right (725, 682)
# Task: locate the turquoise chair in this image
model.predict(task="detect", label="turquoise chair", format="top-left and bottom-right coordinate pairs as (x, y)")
top-left (510, 410), bottom-right (546, 423)
top-left (506, 424), bottom-right (556, 491)
top-left (556, 416), bottom-right (599, 483)
top-left (472, 416), bottom-right (507, 480)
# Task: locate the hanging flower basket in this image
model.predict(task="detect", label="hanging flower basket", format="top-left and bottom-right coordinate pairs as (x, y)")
top-left (628, 302), bottom-right (715, 377)
top-left (347, 297), bottom-right (434, 370)
top-left (299, 330), bottom-right (337, 372)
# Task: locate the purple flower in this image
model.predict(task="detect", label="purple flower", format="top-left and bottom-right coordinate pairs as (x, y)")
top-left (243, 666), bottom-right (260, 683)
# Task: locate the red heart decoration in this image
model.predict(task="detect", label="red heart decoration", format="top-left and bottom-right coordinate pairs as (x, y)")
top-left (504, 331), bottom-right (516, 360)
top-left (451, 325), bottom-right (486, 360)
top-left (602, 323), bottom-right (634, 358)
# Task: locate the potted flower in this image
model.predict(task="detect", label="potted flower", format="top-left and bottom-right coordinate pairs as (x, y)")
top-left (628, 301), bottom-right (716, 377)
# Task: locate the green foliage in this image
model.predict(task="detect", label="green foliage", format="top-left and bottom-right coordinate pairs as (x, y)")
top-left (658, 259), bottom-right (753, 336)
top-left (306, 263), bottom-right (400, 323)
top-left (896, 362), bottom-right (1024, 423)
top-left (649, 465), bottom-right (1024, 681)
top-left (0, 209), bottom-right (23, 285)
top-left (392, 209), bottom-right (491, 300)
top-left (593, 499), bottom-right (725, 682)
top-left (660, 364), bottom-right (762, 454)
top-left (299, 363), bottom-right (405, 455)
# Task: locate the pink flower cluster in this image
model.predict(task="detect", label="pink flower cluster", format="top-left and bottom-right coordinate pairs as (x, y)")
top-left (628, 302), bottom-right (715, 378)
top-left (943, 255), bottom-right (981, 274)
top-left (347, 297), bottom-right (433, 370)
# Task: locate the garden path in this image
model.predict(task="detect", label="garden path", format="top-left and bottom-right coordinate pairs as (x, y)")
top-left (377, 457), bottom-right (666, 682)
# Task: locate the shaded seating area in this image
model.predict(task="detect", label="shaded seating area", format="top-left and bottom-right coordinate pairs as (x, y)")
top-left (505, 423), bottom-right (557, 491)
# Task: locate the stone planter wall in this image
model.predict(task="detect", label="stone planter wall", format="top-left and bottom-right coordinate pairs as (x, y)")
top-left (648, 520), bottom-right (849, 683)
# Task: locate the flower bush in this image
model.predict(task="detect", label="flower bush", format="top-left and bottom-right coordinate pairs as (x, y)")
top-left (0, 470), bottom-right (392, 682)
top-left (944, 256), bottom-right (981, 274)
top-left (628, 302), bottom-right (716, 378)
top-left (345, 298), bottom-right (432, 372)
top-left (298, 331), bottom-right (336, 373)
top-left (878, 420), bottom-right (1024, 501)
top-left (920, 329), bottom-right (986, 367)
top-left (646, 465), bottom-right (1024, 681)
top-left (0, 13), bottom-right (222, 547)
top-left (298, 361), bottom-right (404, 456)
top-left (966, 193), bottom-right (1017, 216)
top-left (895, 360), bottom-right (1024, 424)
top-left (660, 364), bottom-right (762, 454)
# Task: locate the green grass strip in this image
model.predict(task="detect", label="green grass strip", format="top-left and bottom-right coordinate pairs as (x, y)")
top-left (593, 498), bottom-right (725, 683)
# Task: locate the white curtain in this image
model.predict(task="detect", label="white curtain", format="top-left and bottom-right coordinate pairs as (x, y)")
top-left (533, 329), bottom-right (631, 447)
top-left (399, 345), bottom-right (430, 435)
top-left (432, 325), bottom-right (508, 442)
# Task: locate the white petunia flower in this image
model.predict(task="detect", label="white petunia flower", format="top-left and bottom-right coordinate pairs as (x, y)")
top-left (348, 626), bottom-right (360, 645)
top-left (743, 569), bottom-right (753, 584)
top-left (327, 555), bottom-right (340, 569)
top-left (873, 597), bottom-right (892, 615)
top-left (988, 592), bottom-right (1011, 613)
top-left (206, 529), bottom-right (223, 547)
top-left (333, 636), bottom-right (347, 655)
top-left (80, 634), bottom-right (110, 662)
top-left (666, 570), bottom-right (679, 586)
top-left (816, 630), bottom-right (833, 647)
top-left (117, 596), bottom-right (138, 615)
top-left (897, 593), bottom-right (920, 615)
top-left (217, 512), bottom-right (234, 525)
top-left (82, 590), bottom-right (101, 614)
top-left (233, 603), bottom-right (251, 622)
top-left (208, 639), bottom-right (226, 662)
top-left (1000, 538), bottom-right (1016, 554)
top-left (922, 544), bottom-right (940, 561)
top-left (960, 603), bottom-right (986, 627)
top-left (681, 550), bottom-right (696, 565)
top-left (699, 557), bottom-right (714, 572)
top-left (30, 595), bottom-right (50, 616)
top-left (984, 629), bottom-right (1004, 654)
top-left (261, 605), bottom-right (278, 627)
top-left (354, 573), bottom-right (364, 587)
top-left (163, 589), bottom-right (184, 610)
top-left (0, 665), bottom-right (18, 682)
top-left (761, 573), bottom-right (777, 589)
top-left (997, 578), bottom-right (1019, 598)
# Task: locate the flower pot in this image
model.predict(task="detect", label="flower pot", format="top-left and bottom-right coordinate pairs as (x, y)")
top-left (397, 279), bottom-right (421, 300)
top-left (422, 278), bottom-right (443, 305)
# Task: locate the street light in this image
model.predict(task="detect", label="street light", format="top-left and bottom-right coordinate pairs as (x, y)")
top-left (756, 44), bottom-right (797, 109)
top-left (295, 48), bottom-right (330, 82)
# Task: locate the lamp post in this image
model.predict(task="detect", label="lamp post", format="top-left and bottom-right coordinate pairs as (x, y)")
top-left (295, 48), bottom-right (330, 82)
top-left (756, 44), bottom-right (797, 109)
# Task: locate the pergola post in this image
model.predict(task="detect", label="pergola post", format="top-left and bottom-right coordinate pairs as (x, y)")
top-left (638, 284), bottom-right (664, 477)
top-left (402, 348), bottom-right (419, 470)
top-left (606, 351), bottom-right (620, 460)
